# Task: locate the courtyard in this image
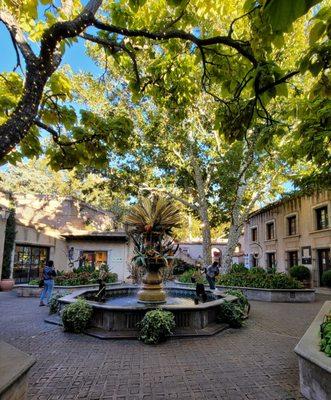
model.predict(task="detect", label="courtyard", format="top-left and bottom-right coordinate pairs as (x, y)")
top-left (1, 291), bottom-right (331, 400)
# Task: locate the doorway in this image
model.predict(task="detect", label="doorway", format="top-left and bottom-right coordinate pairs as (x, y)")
top-left (318, 248), bottom-right (331, 286)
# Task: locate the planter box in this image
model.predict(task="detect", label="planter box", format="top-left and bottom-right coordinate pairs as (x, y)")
top-left (13, 282), bottom-right (120, 297)
top-left (174, 281), bottom-right (315, 303)
top-left (294, 301), bottom-right (331, 400)
top-left (0, 341), bottom-right (35, 400)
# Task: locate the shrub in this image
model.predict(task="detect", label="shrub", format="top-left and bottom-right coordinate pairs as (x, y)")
top-left (229, 263), bottom-right (248, 274)
top-left (224, 289), bottom-right (249, 312)
top-left (49, 293), bottom-right (66, 315)
top-left (61, 298), bottom-right (92, 333)
top-left (173, 259), bottom-right (195, 275)
top-left (290, 265), bottom-right (311, 281)
top-left (178, 269), bottom-right (195, 283)
top-left (322, 270), bottom-right (331, 287)
top-left (137, 310), bottom-right (175, 344)
top-left (28, 279), bottom-right (40, 285)
top-left (54, 270), bottom-right (117, 286)
top-left (249, 267), bottom-right (266, 275)
top-left (217, 301), bottom-right (245, 328)
top-left (320, 316), bottom-right (331, 357)
top-left (217, 271), bottom-right (303, 289)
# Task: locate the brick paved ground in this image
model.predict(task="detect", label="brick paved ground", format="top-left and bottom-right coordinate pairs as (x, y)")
top-left (1, 291), bottom-right (330, 400)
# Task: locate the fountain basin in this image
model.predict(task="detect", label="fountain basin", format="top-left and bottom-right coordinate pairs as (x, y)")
top-left (57, 284), bottom-right (238, 338)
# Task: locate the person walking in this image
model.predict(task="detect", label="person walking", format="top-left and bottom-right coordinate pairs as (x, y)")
top-left (205, 261), bottom-right (220, 290)
top-left (39, 260), bottom-right (56, 306)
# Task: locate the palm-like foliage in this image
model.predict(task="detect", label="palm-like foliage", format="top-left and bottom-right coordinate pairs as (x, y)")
top-left (125, 195), bottom-right (181, 273)
top-left (125, 195), bottom-right (182, 236)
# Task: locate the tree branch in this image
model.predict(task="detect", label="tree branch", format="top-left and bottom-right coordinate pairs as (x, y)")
top-left (257, 70), bottom-right (299, 94)
top-left (93, 18), bottom-right (258, 66)
top-left (140, 186), bottom-right (199, 211)
top-left (0, 10), bottom-right (37, 64)
top-left (80, 33), bottom-right (141, 87)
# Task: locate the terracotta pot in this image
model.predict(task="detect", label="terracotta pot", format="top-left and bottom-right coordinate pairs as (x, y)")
top-left (0, 278), bottom-right (15, 291)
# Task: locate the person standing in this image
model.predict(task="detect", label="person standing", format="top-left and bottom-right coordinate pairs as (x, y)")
top-left (205, 261), bottom-right (220, 290)
top-left (39, 260), bottom-right (56, 306)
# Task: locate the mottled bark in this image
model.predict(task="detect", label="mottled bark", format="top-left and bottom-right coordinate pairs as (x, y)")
top-left (222, 139), bottom-right (254, 272)
top-left (190, 150), bottom-right (212, 267)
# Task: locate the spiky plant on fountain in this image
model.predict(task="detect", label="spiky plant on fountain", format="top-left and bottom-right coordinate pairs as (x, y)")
top-left (125, 195), bottom-right (181, 304)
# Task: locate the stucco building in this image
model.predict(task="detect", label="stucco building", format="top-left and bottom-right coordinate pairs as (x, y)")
top-left (177, 238), bottom-right (245, 266)
top-left (0, 191), bottom-right (131, 283)
top-left (243, 190), bottom-right (331, 287)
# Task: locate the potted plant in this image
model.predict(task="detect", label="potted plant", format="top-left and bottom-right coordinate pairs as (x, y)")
top-left (0, 208), bottom-right (16, 291)
top-left (125, 195), bottom-right (181, 303)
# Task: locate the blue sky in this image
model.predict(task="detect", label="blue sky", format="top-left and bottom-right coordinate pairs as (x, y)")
top-left (0, 24), bottom-right (100, 75)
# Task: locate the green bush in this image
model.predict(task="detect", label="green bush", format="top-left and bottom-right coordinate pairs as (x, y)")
top-left (229, 263), bottom-right (248, 274)
top-left (61, 298), bottom-right (92, 333)
top-left (217, 270), bottom-right (303, 289)
top-left (173, 259), bottom-right (195, 275)
top-left (137, 310), bottom-right (175, 344)
top-left (249, 267), bottom-right (266, 275)
top-left (54, 270), bottom-right (118, 286)
top-left (217, 301), bottom-right (245, 328)
top-left (178, 269), bottom-right (196, 284)
top-left (322, 270), bottom-right (331, 287)
top-left (49, 293), bottom-right (66, 315)
top-left (224, 289), bottom-right (249, 311)
top-left (290, 265), bottom-right (311, 281)
top-left (320, 317), bottom-right (331, 357)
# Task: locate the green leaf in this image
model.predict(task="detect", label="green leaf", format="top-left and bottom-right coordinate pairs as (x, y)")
top-left (264, 0), bottom-right (321, 34)
top-left (309, 21), bottom-right (326, 44)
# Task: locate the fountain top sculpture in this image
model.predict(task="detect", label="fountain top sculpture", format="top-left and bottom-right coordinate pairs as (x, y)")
top-left (124, 195), bottom-right (182, 304)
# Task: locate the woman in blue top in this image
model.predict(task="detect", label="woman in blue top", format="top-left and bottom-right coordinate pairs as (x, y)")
top-left (39, 260), bottom-right (56, 306)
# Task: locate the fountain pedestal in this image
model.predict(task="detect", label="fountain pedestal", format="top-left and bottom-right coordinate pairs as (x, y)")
top-left (138, 271), bottom-right (166, 304)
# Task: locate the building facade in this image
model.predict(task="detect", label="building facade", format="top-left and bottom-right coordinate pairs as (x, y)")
top-left (0, 191), bottom-right (131, 283)
top-left (243, 190), bottom-right (331, 286)
top-left (177, 238), bottom-right (244, 266)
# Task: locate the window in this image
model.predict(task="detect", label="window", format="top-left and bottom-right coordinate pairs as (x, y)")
top-left (287, 215), bottom-right (297, 236)
top-left (13, 245), bottom-right (49, 283)
top-left (316, 206), bottom-right (328, 230)
top-left (287, 251), bottom-right (298, 268)
top-left (267, 253), bottom-right (276, 269)
top-left (266, 222), bottom-right (275, 240)
top-left (79, 251), bottom-right (107, 270)
top-left (251, 227), bottom-right (257, 242)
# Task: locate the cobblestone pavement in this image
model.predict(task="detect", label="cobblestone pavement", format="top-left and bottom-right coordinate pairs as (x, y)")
top-left (1, 291), bottom-right (330, 400)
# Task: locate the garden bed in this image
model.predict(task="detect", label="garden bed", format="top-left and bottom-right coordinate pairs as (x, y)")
top-left (175, 281), bottom-right (315, 302)
top-left (294, 301), bottom-right (331, 400)
top-left (13, 282), bottom-right (120, 297)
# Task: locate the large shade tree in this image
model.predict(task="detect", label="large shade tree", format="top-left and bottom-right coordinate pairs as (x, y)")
top-left (1, 0), bottom-right (330, 269)
top-left (0, 0), bottom-right (327, 162)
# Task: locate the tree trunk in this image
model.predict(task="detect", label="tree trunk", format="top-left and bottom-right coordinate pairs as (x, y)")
top-left (222, 139), bottom-right (254, 272)
top-left (222, 222), bottom-right (243, 272)
top-left (190, 150), bottom-right (212, 267)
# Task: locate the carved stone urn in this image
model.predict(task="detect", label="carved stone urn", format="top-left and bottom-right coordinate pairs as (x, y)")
top-left (137, 259), bottom-right (166, 304)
